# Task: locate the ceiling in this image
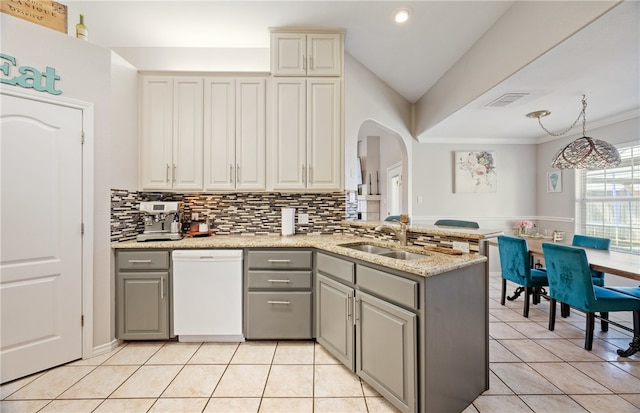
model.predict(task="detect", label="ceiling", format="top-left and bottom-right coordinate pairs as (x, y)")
top-left (67, 0), bottom-right (639, 143)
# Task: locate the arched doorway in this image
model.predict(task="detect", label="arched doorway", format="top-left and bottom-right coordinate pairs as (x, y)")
top-left (355, 120), bottom-right (408, 220)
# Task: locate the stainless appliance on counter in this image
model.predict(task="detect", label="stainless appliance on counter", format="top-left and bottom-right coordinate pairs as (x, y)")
top-left (136, 201), bottom-right (182, 242)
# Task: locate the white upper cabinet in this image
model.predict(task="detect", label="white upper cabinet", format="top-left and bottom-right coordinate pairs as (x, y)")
top-left (272, 78), bottom-right (342, 191)
top-left (139, 76), bottom-right (203, 191)
top-left (271, 32), bottom-right (343, 77)
top-left (204, 77), bottom-right (266, 191)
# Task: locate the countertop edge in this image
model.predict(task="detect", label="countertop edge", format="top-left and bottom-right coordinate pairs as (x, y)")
top-left (112, 234), bottom-right (487, 278)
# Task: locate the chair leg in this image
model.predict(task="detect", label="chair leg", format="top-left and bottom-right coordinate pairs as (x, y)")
top-left (548, 298), bottom-right (556, 331)
top-left (617, 311), bottom-right (640, 357)
top-left (601, 312), bottom-right (609, 332)
top-left (532, 287), bottom-right (540, 305)
top-left (561, 302), bottom-right (570, 318)
top-left (500, 278), bottom-right (506, 306)
top-left (585, 312), bottom-right (595, 351)
top-left (523, 287), bottom-right (531, 317)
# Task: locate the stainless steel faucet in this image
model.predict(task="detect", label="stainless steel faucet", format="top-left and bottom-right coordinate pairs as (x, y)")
top-left (375, 223), bottom-right (408, 246)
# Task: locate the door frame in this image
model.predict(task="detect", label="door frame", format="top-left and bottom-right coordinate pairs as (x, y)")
top-left (2, 85), bottom-right (95, 359)
top-left (387, 162), bottom-right (402, 216)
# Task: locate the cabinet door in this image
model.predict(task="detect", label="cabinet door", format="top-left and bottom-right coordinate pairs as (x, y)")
top-left (117, 272), bottom-right (169, 340)
top-left (307, 34), bottom-right (343, 76)
top-left (204, 78), bottom-right (236, 191)
top-left (236, 78), bottom-right (266, 190)
top-left (271, 32), bottom-right (307, 76)
top-left (139, 76), bottom-right (173, 190)
top-left (272, 78), bottom-right (307, 190)
top-left (173, 77), bottom-right (204, 191)
top-left (356, 291), bottom-right (417, 413)
top-left (307, 79), bottom-right (342, 190)
top-left (316, 274), bottom-right (354, 369)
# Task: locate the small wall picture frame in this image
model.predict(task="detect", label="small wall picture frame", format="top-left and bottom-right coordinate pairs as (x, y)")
top-left (547, 171), bottom-right (562, 193)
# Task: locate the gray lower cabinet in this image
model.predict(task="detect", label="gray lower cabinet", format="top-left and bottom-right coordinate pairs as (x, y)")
top-left (356, 290), bottom-right (417, 413)
top-left (245, 249), bottom-right (313, 339)
top-left (116, 250), bottom-right (171, 340)
top-left (316, 273), bottom-right (354, 367)
top-left (316, 252), bottom-right (417, 413)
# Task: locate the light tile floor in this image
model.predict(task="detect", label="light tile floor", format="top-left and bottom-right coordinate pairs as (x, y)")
top-left (1, 273), bottom-right (639, 413)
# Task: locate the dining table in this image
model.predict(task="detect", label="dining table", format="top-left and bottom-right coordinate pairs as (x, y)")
top-left (492, 236), bottom-right (640, 357)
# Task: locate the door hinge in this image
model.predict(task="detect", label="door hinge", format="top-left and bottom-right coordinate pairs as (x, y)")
top-left (81, 223), bottom-right (85, 235)
top-left (81, 315), bottom-right (84, 327)
top-left (81, 131), bottom-right (85, 144)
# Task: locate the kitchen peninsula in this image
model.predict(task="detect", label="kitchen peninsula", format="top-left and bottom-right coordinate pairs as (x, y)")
top-left (113, 227), bottom-right (492, 413)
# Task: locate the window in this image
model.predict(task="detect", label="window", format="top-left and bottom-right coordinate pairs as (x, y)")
top-left (577, 143), bottom-right (640, 254)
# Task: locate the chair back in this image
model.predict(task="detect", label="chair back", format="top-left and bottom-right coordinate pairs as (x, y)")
top-left (542, 243), bottom-right (597, 311)
top-left (385, 215), bottom-right (401, 222)
top-left (497, 236), bottom-right (534, 285)
top-left (434, 219), bottom-right (479, 229)
top-left (572, 234), bottom-right (610, 250)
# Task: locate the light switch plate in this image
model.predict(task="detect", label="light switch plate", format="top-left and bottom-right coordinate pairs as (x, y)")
top-left (298, 213), bottom-right (309, 225)
top-left (452, 241), bottom-right (470, 253)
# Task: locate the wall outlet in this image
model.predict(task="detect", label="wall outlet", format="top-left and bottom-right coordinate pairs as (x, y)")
top-left (298, 213), bottom-right (309, 225)
top-left (452, 241), bottom-right (470, 253)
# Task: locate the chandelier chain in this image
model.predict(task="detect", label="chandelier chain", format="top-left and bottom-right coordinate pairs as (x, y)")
top-left (538, 95), bottom-right (587, 137)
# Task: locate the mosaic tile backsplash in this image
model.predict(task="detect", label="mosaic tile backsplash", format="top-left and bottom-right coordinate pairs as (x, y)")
top-left (111, 189), bottom-right (350, 242)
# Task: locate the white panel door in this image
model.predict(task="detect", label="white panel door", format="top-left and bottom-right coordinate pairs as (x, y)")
top-left (272, 78), bottom-right (307, 190)
top-left (204, 78), bottom-right (236, 191)
top-left (236, 78), bottom-right (265, 191)
top-left (307, 79), bottom-right (342, 190)
top-left (1, 93), bottom-right (83, 383)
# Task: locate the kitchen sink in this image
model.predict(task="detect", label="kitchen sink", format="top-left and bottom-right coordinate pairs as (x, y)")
top-left (340, 243), bottom-right (426, 260)
top-left (377, 250), bottom-right (426, 260)
top-left (341, 243), bottom-right (394, 254)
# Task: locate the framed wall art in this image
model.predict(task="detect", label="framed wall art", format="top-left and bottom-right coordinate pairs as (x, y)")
top-left (454, 151), bottom-right (497, 193)
top-left (547, 171), bottom-right (562, 192)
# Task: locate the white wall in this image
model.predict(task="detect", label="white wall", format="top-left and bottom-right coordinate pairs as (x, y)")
top-left (344, 53), bottom-right (412, 192)
top-left (410, 142), bottom-right (538, 231)
top-left (110, 52), bottom-right (139, 190)
top-left (2, 15), bottom-right (114, 350)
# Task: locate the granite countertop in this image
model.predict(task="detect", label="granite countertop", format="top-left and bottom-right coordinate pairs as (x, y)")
top-left (112, 234), bottom-right (487, 278)
top-left (342, 220), bottom-right (503, 240)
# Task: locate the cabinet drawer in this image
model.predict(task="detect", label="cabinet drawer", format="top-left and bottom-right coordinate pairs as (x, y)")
top-left (247, 250), bottom-right (312, 270)
top-left (317, 252), bottom-right (354, 283)
top-left (357, 265), bottom-right (418, 310)
top-left (248, 270), bottom-right (312, 289)
top-left (117, 250), bottom-right (170, 270)
top-left (246, 291), bottom-right (312, 339)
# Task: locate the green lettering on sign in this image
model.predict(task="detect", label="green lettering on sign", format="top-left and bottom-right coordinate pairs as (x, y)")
top-left (0, 53), bottom-right (61, 95)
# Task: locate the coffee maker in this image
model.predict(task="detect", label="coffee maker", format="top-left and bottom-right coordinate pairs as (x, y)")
top-left (136, 201), bottom-right (182, 242)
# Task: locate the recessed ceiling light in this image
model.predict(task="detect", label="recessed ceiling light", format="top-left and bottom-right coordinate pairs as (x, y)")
top-left (394, 8), bottom-right (411, 23)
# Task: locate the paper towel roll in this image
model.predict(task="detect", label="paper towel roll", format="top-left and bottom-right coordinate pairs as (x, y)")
top-left (281, 208), bottom-right (295, 236)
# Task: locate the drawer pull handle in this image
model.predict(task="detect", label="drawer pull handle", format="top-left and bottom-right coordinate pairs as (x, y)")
top-left (128, 259), bottom-right (152, 264)
top-left (267, 279), bottom-right (291, 283)
top-left (267, 301), bottom-right (290, 305)
top-left (267, 259), bottom-right (291, 263)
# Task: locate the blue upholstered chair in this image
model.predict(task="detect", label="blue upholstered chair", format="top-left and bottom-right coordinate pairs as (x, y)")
top-left (572, 234), bottom-right (610, 287)
top-left (385, 215), bottom-right (401, 222)
top-left (560, 235), bottom-right (612, 322)
top-left (434, 219), bottom-right (479, 229)
top-left (542, 243), bottom-right (640, 351)
top-left (497, 236), bottom-right (548, 317)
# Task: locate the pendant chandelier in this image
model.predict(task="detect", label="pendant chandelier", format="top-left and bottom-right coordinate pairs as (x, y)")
top-left (526, 95), bottom-right (621, 169)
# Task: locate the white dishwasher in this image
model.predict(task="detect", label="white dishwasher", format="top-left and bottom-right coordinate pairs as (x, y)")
top-left (172, 250), bottom-right (244, 342)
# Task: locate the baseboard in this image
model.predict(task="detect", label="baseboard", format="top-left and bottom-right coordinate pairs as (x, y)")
top-left (90, 339), bottom-right (122, 358)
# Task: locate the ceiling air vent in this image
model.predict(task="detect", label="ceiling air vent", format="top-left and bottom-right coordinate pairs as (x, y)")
top-left (486, 93), bottom-right (530, 107)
